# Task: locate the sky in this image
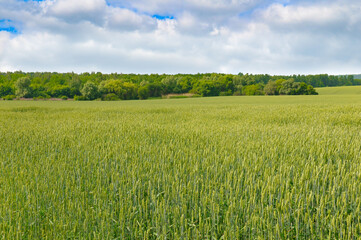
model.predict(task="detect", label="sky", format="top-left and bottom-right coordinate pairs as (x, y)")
top-left (0, 0), bottom-right (360, 75)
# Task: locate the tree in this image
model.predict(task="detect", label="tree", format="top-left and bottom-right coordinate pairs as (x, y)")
top-left (69, 76), bottom-right (82, 97)
top-left (81, 82), bottom-right (99, 100)
top-left (279, 79), bottom-right (295, 95)
top-left (242, 84), bottom-right (264, 95)
top-left (0, 84), bottom-right (14, 97)
top-left (146, 82), bottom-right (163, 97)
top-left (138, 86), bottom-right (149, 100)
top-left (264, 81), bottom-right (278, 95)
top-left (161, 76), bottom-right (180, 94)
top-left (15, 77), bottom-right (32, 98)
top-left (48, 85), bottom-right (71, 98)
top-left (293, 82), bottom-right (308, 95)
top-left (193, 80), bottom-right (220, 97)
top-left (306, 85), bottom-right (318, 95)
top-left (214, 75), bottom-right (235, 93)
top-left (99, 79), bottom-right (124, 96)
top-left (177, 76), bottom-right (192, 93)
top-left (99, 80), bottom-right (138, 100)
top-left (121, 82), bottom-right (138, 100)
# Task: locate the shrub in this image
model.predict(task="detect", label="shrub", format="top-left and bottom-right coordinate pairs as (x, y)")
top-left (2, 95), bottom-right (16, 100)
top-left (33, 96), bottom-right (45, 101)
top-left (102, 93), bottom-right (120, 101)
top-left (169, 95), bottom-right (188, 99)
top-left (0, 85), bottom-right (14, 97)
top-left (242, 84), bottom-right (264, 95)
top-left (48, 86), bottom-right (71, 98)
top-left (233, 91), bottom-right (242, 96)
top-left (138, 86), bottom-right (149, 100)
top-left (74, 95), bottom-right (87, 101)
top-left (219, 90), bottom-right (232, 96)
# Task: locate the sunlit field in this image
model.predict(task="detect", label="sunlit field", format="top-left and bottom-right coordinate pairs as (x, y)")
top-left (316, 85), bottom-right (361, 95)
top-left (1, 94), bottom-right (361, 239)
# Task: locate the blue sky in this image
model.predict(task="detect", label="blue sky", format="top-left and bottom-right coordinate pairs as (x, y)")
top-left (0, 0), bottom-right (360, 74)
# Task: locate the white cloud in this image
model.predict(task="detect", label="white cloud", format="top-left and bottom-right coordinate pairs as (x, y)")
top-left (0, 0), bottom-right (361, 74)
top-left (123, 0), bottom-right (268, 14)
top-left (106, 7), bottom-right (156, 31)
top-left (47, 0), bottom-right (107, 24)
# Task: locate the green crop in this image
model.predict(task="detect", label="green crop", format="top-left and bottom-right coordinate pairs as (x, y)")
top-left (316, 85), bottom-right (361, 95)
top-left (1, 94), bottom-right (361, 239)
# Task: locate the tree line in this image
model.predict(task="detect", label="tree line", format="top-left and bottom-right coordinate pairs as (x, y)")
top-left (0, 71), bottom-right (359, 100)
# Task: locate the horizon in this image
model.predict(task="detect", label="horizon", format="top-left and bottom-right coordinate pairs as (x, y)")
top-left (1, 71), bottom-right (360, 77)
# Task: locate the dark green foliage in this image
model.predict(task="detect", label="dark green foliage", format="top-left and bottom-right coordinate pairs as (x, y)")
top-left (2, 95), bottom-right (16, 100)
top-left (99, 79), bottom-right (138, 100)
top-left (81, 82), bottom-right (99, 100)
top-left (102, 93), bottom-right (120, 101)
top-left (242, 84), bottom-right (264, 96)
top-left (69, 77), bottom-right (82, 97)
top-left (264, 79), bottom-right (318, 96)
top-left (31, 84), bottom-right (47, 98)
top-left (15, 77), bottom-right (32, 98)
top-left (0, 84), bottom-right (14, 97)
top-left (177, 76), bottom-right (193, 93)
top-left (279, 79), bottom-right (296, 95)
top-left (264, 81), bottom-right (278, 95)
top-left (306, 85), bottom-right (318, 95)
top-left (219, 90), bottom-right (233, 96)
top-left (48, 85), bottom-right (71, 98)
top-left (146, 82), bottom-right (163, 97)
top-left (74, 95), bottom-right (87, 101)
top-left (138, 86), bottom-right (149, 100)
top-left (161, 76), bottom-right (180, 94)
top-left (3, 71), bottom-right (360, 100)
top-left (192, 80), bottom-right (220, 97)
top-left (33, 96), bottom-right (46, 100)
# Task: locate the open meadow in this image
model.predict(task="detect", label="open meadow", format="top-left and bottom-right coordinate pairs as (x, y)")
top-left (1, 90), bottom-right (361, 239)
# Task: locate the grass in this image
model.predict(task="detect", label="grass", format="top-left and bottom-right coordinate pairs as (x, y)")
top-left (1, 95), bottom-right (361, 239)
top-left (316, 85), bottom-right (361, 95)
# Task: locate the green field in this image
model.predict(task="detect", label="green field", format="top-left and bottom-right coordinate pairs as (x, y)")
top-left (316, 85), bottom-right (361, 95)
top-left (1, 94), bottom-right (361, 239)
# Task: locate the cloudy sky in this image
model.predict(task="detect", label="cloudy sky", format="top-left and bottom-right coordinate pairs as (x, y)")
top-left (0, 0), bottom-right (360, 74)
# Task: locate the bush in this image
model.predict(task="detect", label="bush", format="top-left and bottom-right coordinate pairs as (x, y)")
top-left (32, 91), bottom-right (50, 99)
top-left (74, 95), bottom-right (87, 101)
top-left (102, 93), bottom-right (120, 101)
top-left (219, 90), bottom-right (233, 96)
top-left (3, 95), bottom-right (16, 100)
top-left (242, 84), bottom-right (264, 95)
top-left (0, 85), bottom-right (14, 97)
top-left (138, 86), bottom-right (149, 100)
top-left (307, 85), bottom-right (318, 95)
top-left (61, 96), bottom-right (68, 100)
top-left (233, 91), bottom-right (242, 96)
top-left (169, 95), bottom-right (188, 99)
top-left (48, 85), bottom-right (71, 98)
top-left (33, 96), bottom-right (45, 100)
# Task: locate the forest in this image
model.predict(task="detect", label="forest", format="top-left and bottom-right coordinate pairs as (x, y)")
top-left (0, 71), bottom-right (359, 100)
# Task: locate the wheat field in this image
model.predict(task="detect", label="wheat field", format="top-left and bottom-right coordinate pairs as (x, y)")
top-left (1, 93), bottom-right (361, 239)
